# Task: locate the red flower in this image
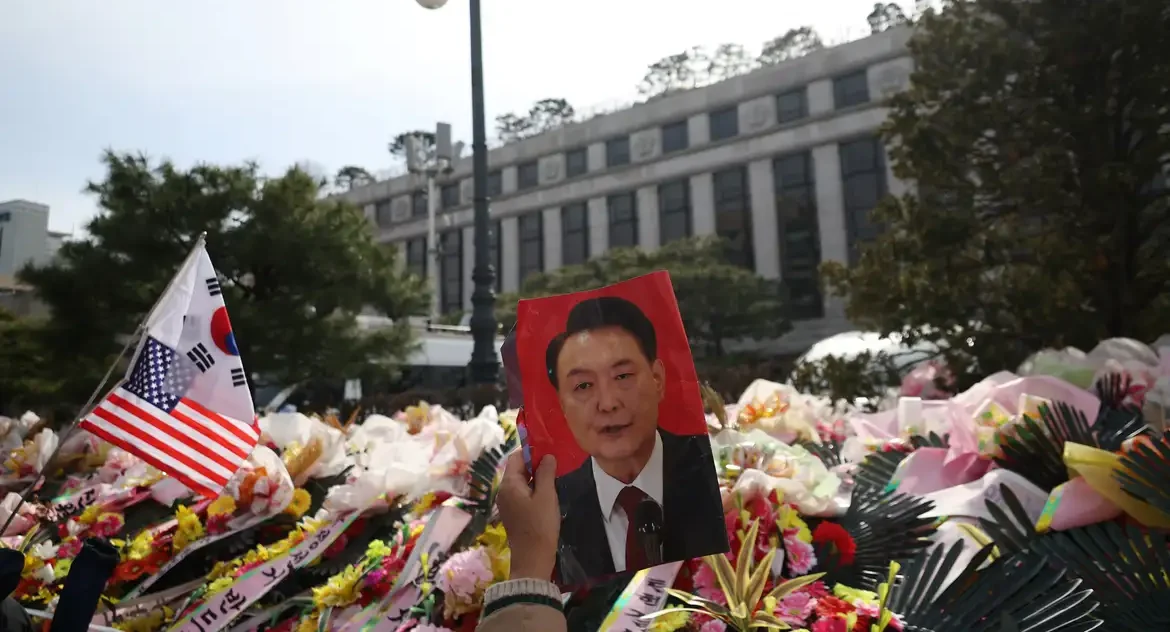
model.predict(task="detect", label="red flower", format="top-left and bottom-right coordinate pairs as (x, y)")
top-left (815, 596), bottom-right (855, 619)
top-left (813, 522), bottom-right (857, 566)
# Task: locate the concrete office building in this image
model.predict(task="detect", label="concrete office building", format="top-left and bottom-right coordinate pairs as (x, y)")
top-left (0, 199), bottom-right (70, 317)
top-left (340, 27), bottom-right (914, 354)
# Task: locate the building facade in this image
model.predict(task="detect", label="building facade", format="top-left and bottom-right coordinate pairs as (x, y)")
top-left (0, 199), bottom-right (69, 317)
top-left (340, 27), bottom-right (914, 354)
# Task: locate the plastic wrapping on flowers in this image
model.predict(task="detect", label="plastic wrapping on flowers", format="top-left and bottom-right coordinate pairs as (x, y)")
top-left (2, 335), bottom-right (1170, 631)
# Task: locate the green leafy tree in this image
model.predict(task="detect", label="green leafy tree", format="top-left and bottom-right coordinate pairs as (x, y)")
top-left (388, 130), bottom-right (436, 162)
top-left (822, 0), bottom-right (1170, 389)
top-left (0, 310), bottom-right (64, 415)
top-left (20, 151), bottom-right (430, 408)
top-left (495, 98), bottom-right (577, 144)
top-left (334, 165), bottom-right (374, 191)
top-left (757, 27), bottom-right (824, 66)
top-left (496, 236), bottom-right (791, 359)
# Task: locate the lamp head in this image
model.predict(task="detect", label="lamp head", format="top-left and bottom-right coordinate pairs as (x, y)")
top-left (416, 0), bottom-right (448, 9)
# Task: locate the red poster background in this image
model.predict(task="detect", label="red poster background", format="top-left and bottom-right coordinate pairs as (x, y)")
top-left (515, 271), bottom-right (706, 477)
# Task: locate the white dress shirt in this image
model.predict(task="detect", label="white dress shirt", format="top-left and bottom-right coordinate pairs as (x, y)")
top-left (591, 431), bottom-right (665, 572)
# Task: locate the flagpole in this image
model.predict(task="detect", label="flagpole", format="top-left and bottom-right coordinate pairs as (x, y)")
top-left (0, 233), bottom-right (209, 536)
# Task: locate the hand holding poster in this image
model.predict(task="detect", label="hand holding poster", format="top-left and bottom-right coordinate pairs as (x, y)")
top-left (515, 271), bottom-right (729, 587)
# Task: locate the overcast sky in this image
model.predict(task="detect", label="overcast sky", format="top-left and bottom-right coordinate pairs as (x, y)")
top-left (0, 0), bottom-right (910, 232)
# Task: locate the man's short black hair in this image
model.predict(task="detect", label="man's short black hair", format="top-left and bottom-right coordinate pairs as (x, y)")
top-left (545, 296), bottom-right (658, 388)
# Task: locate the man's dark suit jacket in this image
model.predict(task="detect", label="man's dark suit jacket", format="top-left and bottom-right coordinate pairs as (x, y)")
top-left (553, 428), bottom-right (728, 584)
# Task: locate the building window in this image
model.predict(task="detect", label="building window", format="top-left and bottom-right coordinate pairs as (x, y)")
top-left (658, 179), bottom-right (692, 245)
top-left (606, 137), bottom-right (630, 167)
top-left (774, 153), bottom-right (823, 319)
top-left (565, 148), bottom-right (588, 178)
top-left (661, 120), bottom-right (689, 154)
top-left (405, 237), bottom-right (427, 279)
top-left (439, 230), bottom-right (463, 314)
top-left (709, 106), bottom-right (739, 142)
top-left (561, 203), bottom-right (590, 266)
top-left (776, 88), bottom-right (808, 124)
top-left (440, 183), bottom-right (460, 209)
top-left (840, 136), bottom-right (887, 264)
top-left (517, 161), bottom-right (539, 190)
top-left (375, 200), bottom-right (393, 227)
top-left (607, 192), bottom-right (638, 249)
top-left (487, 170), bottom-right (503, 197)
top-left (833, 70), bottom-right (870, 109)
top-left (490, 219), bottom-right (502, 292)
top-left (411, 190), bottom-right (428, 218)
top-left (712, 166), bottom-right (753, 269)
top-left (518, 212), bottom-right (544, 285)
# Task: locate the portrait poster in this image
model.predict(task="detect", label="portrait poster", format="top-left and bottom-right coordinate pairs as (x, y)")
top-left (515, 271), bottom-right (729, 587)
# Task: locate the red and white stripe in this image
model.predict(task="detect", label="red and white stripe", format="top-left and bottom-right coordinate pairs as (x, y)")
top-left (80, 386), bottom-right (259, 498)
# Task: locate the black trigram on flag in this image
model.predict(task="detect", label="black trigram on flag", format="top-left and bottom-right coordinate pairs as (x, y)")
top-left (230, 367), bottom-right (247, 388)
top-left (186, 343), bottom-right (216, 373)
top-left (206, 277), bottom-right (222, 297)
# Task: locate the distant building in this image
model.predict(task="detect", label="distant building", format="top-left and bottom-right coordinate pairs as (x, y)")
top-left (0, 199), bottom-right (69, 317)
top-left (339, 28), bottom-right (914, 354)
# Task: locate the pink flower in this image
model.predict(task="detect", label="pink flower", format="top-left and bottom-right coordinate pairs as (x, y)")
top-left (698, 620), bottom-right (727, 632)
top-left (853, 599), bottom-right (880, 618)
top-left (776, 590), bottom-right (815, 626)
top-left (692, 561), bottom-right (728, 606)
top-left (435, 547), bottom-right (494, 601)
top-left (57, 538), bottom-right (84, 559)
top-left (408, 625), bottom-right (454, 632)
top-left (93, 513), bottom-right (125, 537)
top-left (811, 617), bottom-right (850, 632)
top-left (783, 533), bottom-right (817, 575)
top-left (364, 568), bottom-right (388, 589)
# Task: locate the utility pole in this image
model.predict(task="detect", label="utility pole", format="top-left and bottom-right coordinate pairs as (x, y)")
top-left (405, 123), bottom-right (462, 322)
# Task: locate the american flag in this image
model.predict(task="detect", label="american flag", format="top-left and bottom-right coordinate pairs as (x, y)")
top-left (81, 336), bottom-right (259, 498)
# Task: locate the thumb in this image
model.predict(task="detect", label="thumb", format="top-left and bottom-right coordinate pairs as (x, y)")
top-left (533, 454), bottom-right (558, 500)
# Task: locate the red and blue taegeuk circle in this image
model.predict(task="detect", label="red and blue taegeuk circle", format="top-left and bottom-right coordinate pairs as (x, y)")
top-left (209, 306), bottom-right (239, 356)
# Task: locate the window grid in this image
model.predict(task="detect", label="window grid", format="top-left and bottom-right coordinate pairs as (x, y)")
top-left (440, 183), bottom-right (460, 210)
top-left (839, 136), bottom-right (887, 265)
top-left (405, 237), bottom-right (427, 280)
top-left (712, 166), bottom-right (754, 269)
top-left (517, 161), bottom-right (539, 190)
top-left (833, 70), bottom-right (870, 109)
top-left (517, 212), bottom-right (544, 285)
top-left (709, 107), bottom-right (739, 141)
top-left (561, 203), bottom-right (590, 266)
top-left (487, 170), bottom-right (503, 197)
top-left (607, 193), bottom-right (639, 249)
top-left (375, 200), bottom-right (393, 227)
top-left (439, 230), bottom-right (463, 314)
top-left (774, 152), bottom-right (824, 319)
top-left (776, 88), bottom-right (808, 124)
top-left (661, 120), bottom-right (689, 154)
top-left (658, 180), bottom-right (692, 245)
top-left (565, 148), bottom-right (588, 178)
top-left (606, 137), bottom-right (631, 167)
top-left (411, 190), bottom-right (428, 218)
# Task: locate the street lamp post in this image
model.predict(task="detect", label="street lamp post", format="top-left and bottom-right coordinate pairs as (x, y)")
top-left (416, 0), bottom-right (499, 385)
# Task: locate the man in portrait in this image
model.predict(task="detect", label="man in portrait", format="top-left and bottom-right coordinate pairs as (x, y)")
top-left (545, 296), bottom-right (728, 581)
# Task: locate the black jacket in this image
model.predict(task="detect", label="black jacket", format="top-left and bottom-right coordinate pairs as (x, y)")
top-left (553, 428), bottom-right (728, 585)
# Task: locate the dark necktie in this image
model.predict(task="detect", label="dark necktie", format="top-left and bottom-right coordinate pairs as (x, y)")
top-left (617, 485), bottom-right (653, 571)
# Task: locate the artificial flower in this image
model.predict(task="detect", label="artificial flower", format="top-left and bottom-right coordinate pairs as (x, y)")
top-left (172, 505), bottom-right (204, 552)
top-left (284, 488), bottom-right (312, 518)
top-left (312, 564), bottom-right (363, 608)
top-left (207, 494), bottom-right (237, 518)
top-left (812, 522), bottom-right (856, 566)
top-left (648, 607), bottom-right (691, 631)
top-left (436, 546), bottom-right (494, 617)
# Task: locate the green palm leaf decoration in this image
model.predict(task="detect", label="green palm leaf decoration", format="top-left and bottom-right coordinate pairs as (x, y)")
top-left (452, 425), bottom-right (518, 550)
top-left (854, 450), bottom-right (912, 495)
top-left (1026, 521), bottom-right (1170, 631)
top-left (886, 539), bottom-right (1101, 632)
top-left (995, 402), bottom-right (1096, 491)
top-left (911, 432), bottom-right (949, 449)
top-left (799, 438), bottom-right (843, 468)
top-left (977, 484), bottom-right (1042, 556)
top-left (818, 488), bottom-right (936, 590)
top-left (1115, 431), bottom-right (1170, 520)
top-left (1092, 373), bottom-right (1150, 451)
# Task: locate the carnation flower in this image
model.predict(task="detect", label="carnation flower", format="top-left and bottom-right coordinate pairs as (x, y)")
top-left (784, 533), bottom-right (817, 575)
top-left (776, 590), bottom-right (816, 625)
top-left (435, 546), bottom-right (494, 616)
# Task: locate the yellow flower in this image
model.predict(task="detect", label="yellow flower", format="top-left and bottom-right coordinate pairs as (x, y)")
top-left (77, 504), bottom-right (103, 525)
top-left (21, 554), bottom-right (41, 576)
top-left (477, 524), bottom-right (507, 552)
top-left (648, 607), bottom-right (691, 632)
top-left (53, 558), bottom-right (72, 579)
top-left (312, 564), bottom-right (363, 608)
top-left (173, 505), bottom-right (204, 552)
top-left (284, 488), bottom-right (312, 518)
top-left (208, 495), bottom-right (237, 518)
top-left (34, 587), bottom-right (56, 604)
top-left (366, 539), bottom-right (392, 561)
top-left (243, 545), bottom-right (271, 566)
top-left (776, 505), bottom-right (812, 543)
top-left (206, 576), bottom-right (235, 596)
top-left (412, 492), bottom-right (438, 514)
top-left (294, 613), bottom-right (320, 632)
top-left (833, 584), bottom-right (878, 604)
top-left (113, 606), bottom-right (172, 632)
top-left (126, 530), bottom-right (155, 561)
